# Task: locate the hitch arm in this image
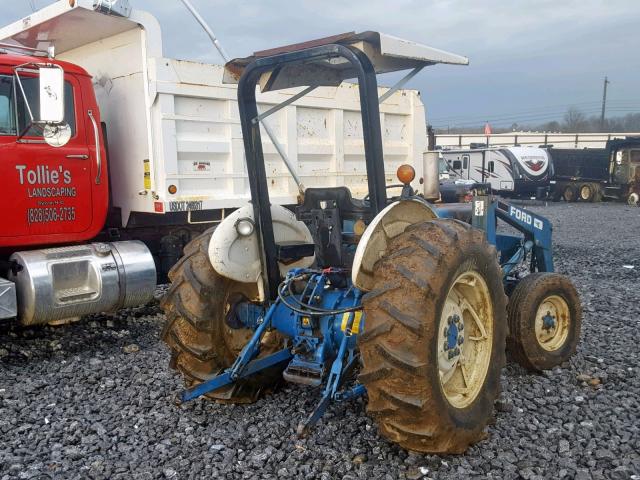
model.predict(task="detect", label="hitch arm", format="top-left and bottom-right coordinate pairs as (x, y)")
top-left (177, 299), bottom-right (293, 404)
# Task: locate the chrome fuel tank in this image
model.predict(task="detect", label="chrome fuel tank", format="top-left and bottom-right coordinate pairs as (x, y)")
top-left (9, 241), bottom-right (156, 326)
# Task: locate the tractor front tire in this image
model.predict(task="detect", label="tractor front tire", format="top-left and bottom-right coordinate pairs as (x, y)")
top-left (506, 273), bottom-right (582, 372)
top-left (161, 228), bottom-right (284, 403)
top-left (359, 219), bottom-right (507, 453)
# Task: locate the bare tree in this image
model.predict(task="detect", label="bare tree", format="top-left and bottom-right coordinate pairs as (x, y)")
top-left (563, 107), bottom-right (587, 132)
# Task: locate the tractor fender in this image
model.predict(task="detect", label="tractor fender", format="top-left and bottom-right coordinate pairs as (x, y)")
top-left (208, 204), bottom-right (315, 293)
top-left (352, 199), bottom-right (438, 291)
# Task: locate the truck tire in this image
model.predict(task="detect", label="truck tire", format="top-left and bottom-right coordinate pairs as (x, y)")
top-left (563, 185), bottom-right (577, 202)
top-left (161, 228), bottom-right (285, 403)
top-left (628, 193), bottom-right (639, 206)
top-left (359, 219), bottom-right (507, 453)
top-left (592, 184), bottom-right (603, 203)
top-left (579, 183), bottom-right (594, 202)
top-left (506, 273), bottom-right (581, 372)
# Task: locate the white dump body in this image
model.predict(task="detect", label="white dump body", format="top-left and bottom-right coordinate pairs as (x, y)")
top-left (0, 2), bottom-right (426, 225)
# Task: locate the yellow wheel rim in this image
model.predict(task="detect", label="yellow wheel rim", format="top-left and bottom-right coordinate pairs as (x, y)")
top-left (580, 185), bottom-right (591, 200)
top-left (438, 271), bottom-right (493, 409)
top-left (535, 295), bottom-right (570, 352)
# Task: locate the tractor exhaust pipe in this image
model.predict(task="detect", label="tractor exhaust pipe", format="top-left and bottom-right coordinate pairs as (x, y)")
top-left (423, 151), bottom-right (441, 201)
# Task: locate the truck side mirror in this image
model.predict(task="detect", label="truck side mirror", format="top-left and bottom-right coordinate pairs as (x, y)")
top-left (38, 67), bottom-right (65, 124)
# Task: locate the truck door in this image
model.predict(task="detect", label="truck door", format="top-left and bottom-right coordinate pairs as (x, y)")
top-left (483, 151), bottom-right (506, 192)
top-left (614, 148), bottom-right (640, 182)
top-left (2, 73), bottom-right (93, 239)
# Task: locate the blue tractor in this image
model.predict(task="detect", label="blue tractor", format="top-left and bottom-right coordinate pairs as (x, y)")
top-left (161, 32), bottom-right (581, 453)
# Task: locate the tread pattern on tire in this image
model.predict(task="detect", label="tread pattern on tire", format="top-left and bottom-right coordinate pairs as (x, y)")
top-left (359, 218), bottom-right (507, 453)
top-left (161, 228), bottom-right (283, 404)
top-left (506, 272), bottom-right (582, 372)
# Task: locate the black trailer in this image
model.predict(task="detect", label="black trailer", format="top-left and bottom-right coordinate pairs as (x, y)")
top-left (549, 138), bottom-right (640, 204)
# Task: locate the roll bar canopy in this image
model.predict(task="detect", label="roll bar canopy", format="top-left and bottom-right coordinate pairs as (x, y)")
top-left (223, 31), bottom-right (469, 92)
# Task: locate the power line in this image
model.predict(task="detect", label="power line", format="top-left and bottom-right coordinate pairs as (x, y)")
top-left (432, 107), bottom-right (640, 129)
top-left (27, 0), bottom-right (36, 12)
top-left (431, 106), bottom-right (640, 126)
top-left (429, 99), bottom-right (640, 123)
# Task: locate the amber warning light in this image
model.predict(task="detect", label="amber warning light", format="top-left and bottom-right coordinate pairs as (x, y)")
top-left (397, 164), bottom-right (415, 185)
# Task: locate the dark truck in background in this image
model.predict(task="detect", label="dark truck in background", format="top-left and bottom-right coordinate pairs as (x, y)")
top-left (549, 138), bottom-right (640, 205)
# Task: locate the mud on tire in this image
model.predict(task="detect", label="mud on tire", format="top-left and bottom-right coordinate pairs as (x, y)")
top-left (506, 273), bottom-right (582, 372)
top-left (161, 228), bottom-right (284, 403)
top-left (358, 219), bottom-right (507, 453)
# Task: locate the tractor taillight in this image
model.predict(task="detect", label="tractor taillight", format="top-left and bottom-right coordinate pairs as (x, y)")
top-left (397, 164), bottom-right (416, 185)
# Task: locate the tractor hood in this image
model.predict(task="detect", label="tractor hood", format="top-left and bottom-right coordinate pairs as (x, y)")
top-left (223, 31), bottom-right (469, 92)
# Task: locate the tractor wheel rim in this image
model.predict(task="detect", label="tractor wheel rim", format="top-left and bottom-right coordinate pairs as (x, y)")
top-left (438, 270), bottom-right (493, 409)
top-left (535, 295), bottom-right (570, 352)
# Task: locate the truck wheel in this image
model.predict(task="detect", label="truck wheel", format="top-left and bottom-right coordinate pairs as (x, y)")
top-left (579, 184), bottom-right (594, 202)
top-left (563, 185), bottom-right (577, 202)
top-left (592, 185), bottom-right (603, 203)
top-left (359, 219), bottom-right (507, 453)
top-left (628, 193), bottom-right (639, 206)
top-left (506, 273), bottom-right (581, 372)
top-left (161, 228), bottom-right (285, 403)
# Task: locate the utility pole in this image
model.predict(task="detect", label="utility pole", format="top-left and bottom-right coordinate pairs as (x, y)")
top-left (600, 76), bottom-right (610, 131)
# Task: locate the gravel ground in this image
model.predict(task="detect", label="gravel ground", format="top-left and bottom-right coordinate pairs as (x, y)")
top-left (1, 202), bottom-right (639, 480)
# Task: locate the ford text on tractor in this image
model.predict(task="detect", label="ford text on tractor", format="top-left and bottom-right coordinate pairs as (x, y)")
top-left (161, 33), bottom-right (582, 453)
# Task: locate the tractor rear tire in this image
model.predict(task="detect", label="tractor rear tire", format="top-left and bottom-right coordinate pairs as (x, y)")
top-left (161, 228), bottom-right (285, 403)
top-left (359, 219), bottom-right (507, 453)
top-left (506, 273), bottom-right (581, 372)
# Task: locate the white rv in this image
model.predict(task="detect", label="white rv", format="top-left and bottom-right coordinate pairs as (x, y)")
top-left (439, 146), bottom-right (552, 197)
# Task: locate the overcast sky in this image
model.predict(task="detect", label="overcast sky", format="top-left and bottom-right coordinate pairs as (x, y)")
top-left (2, 1), bottom-right (639, 128)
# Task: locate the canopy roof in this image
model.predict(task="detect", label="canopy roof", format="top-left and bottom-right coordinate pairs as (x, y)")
top-left (0, 0), bottom-right (136, 55)
top-left (223, 31), bottom-right (469, 92)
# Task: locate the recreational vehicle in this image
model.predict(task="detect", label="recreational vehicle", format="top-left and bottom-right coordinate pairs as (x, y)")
top-left (439, 147), bottom-right (552, 197)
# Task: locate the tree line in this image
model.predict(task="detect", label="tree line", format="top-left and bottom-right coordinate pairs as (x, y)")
top-left (434, 109), bottom-right (640, 135)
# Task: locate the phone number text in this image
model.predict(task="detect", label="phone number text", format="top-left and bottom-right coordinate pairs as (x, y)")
top-left (27, 207), bottom-right (76, 224)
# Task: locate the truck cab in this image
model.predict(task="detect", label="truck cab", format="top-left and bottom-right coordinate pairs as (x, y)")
top-left (610, 138), bottom-right (640, 190)
top-left (0, 52), bottom-right (108, 249)
top-left (0, 50), bottom-right (154, 328)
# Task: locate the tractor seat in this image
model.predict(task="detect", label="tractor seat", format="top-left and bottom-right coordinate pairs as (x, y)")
top-left (277, 241), bottom-right (316, 264)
